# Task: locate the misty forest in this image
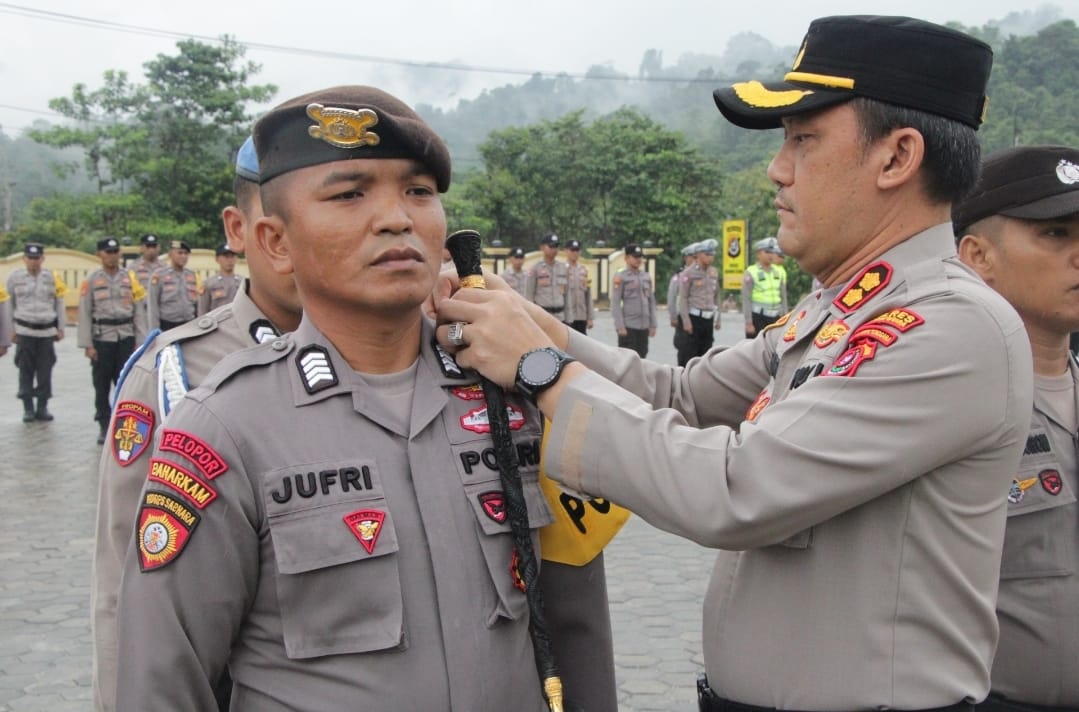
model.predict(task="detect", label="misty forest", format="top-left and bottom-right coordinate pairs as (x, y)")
top-left (0, 7), bottom-right (1075, 297)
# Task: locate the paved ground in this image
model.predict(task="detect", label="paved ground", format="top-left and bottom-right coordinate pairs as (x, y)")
top-left (0, 307), bottom-right (746, 711)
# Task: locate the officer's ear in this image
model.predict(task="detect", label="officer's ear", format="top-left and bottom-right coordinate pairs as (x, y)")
top-left (957, 232), bottom-right (997, 284)
top-left (875, 127), bottom-right (925, 192)
top-left (221, 206), bottom-right (247, 253)
top-left (254, 215), bottom-right (294, 277)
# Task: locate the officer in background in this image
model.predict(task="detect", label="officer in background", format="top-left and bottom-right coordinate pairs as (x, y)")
top-left (526, 232), bottom-right (567, 317)
top-left (437, 15), bottom-right (1032, 712)
top-left (954, 145), bottom-right (1079, 712)
top-left (148, 240), bottom-right (200, 331)
top-left (0, 284), bottom-right (12, 358)
top-left (502, 246), bottom-right (527, 296)
top-left (742, 236), bottom-right (789, 338)
top-left (130, 233), bottom-right (162, 289)
top-left (91, 135), bottom-right (303, 712)
top-left (563, 239), bottom-right (593, 334)
top-left (611, 243), bottom-right (656, 357)
top-left (7, 243), bottom-right (67, 422)
top-left (77, 237), bottom-right (146, 445)
top-left (668, 243), bottom-right (697, 360)
top-left (677, 238), bottom-right (720, 365)
top-left (198, 244), bottom-right (243, 315)
top-left (115, 86), bottom-right (615, 712)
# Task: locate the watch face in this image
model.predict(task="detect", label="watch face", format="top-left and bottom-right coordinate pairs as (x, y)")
top-left (520, 348), bottom-right (560, 386)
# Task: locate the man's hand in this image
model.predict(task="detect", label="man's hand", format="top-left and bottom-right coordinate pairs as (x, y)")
top-left (55, 329), bottom-right (64, 342)
top-left (684, 322), bottom-right (694, 335)
top-left (0, 345), bottom-right (7, 358)
top-left (617, 328), bottom-right (628, 337)
top-left (434, 287), bottom-right (563, 389)
top-left (648, 327), bottom-right (656, 338)
top-left (715, 319), bottom-right (722, 332)
top-left (745, 322), bottom-right (756, 336)
top-left (85, 347), bottom-right (98, 361)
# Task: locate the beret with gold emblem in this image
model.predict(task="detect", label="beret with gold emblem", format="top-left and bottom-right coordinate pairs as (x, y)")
top-left (713, 15), bottom-right (993, 131)
top-left (253, 85), bottom-right (451, 192)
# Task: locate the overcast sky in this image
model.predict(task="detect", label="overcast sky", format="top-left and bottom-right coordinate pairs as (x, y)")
top-left (2, 0), bottom-right (1078, 136)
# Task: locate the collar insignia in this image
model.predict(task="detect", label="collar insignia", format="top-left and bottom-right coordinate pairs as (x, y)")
top-left (435, 341), bottom-right (466, 379)
top-left (307, 104), bottom-right (380, 149)
top-left (814, 320), bottom-right (850, 348)
top-left (249, 319), bottom-right (279, 344)
top-left (834, 262), bottom-right (893, 314)
top-left (296, 344), bottom-right (338, 395)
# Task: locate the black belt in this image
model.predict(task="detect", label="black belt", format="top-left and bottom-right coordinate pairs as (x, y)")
top-left (15, 317), bottom-right (58, 329)
top-left (976, 694), bottom-right (1079, 712)
top-left (93, 317), bottom-right (134, 326)
top-left (542, 306), bottom-right (564, 314)
top-left (698, 674), bottom-right (974, 712)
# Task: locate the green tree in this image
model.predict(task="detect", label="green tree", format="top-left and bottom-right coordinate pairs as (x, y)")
top-left (464, 107), bottom-right (725, 284)
top-left (25, 38), bottom-right (275, 247)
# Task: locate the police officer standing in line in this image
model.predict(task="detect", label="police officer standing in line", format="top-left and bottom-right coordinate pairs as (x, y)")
top-left (954, 145), bottom-right (1079, 712)
top-left (610, 243), bottom-right (656, 357)
top-left (0, 284), bottom-right (12, 358)
top-left (742, 237), bottom-right (788, 338)
top-left (91, 135), bottom-right (303, 712)
top-left (502, 246), bottom-right (528, 296)
top-left (437, 16), bottom-right (1034, 712)
top-left (677, 238), bottom-right (721, 365)
top-left (148, 240), bottom-right (201, 331)
top-left (7, 243), bottom-right (67, 422)
top-left (130, 233), bottom-right (162, 289)
top-left (77, 237), bottom-right (146, 445)
top-left (198, 243), bottom-right (244, 315)
top-left (563, 239), bottom-right (593, 334)
top-left (526, 232), bottom-right (568, 317)
top-left (668, 242), bottom-right (697, 360)
top-left (115, 86), bottom-right (616, 712)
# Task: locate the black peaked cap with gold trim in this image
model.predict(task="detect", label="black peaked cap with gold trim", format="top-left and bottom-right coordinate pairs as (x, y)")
top-left (253, 85), bottom-right (451, 191)
top-left (713, 15), bottom-right (992, 130)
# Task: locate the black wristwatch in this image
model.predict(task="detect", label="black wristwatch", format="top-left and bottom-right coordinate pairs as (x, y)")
top-left (515, 347), bottom-right (576, 403)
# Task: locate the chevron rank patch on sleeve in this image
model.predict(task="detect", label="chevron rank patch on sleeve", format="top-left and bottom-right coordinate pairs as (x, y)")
top-left (297, 344), bottom-right (339, 394)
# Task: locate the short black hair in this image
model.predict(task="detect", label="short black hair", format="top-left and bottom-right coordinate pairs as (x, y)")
top-left (851, 97), bottom-right (981, 205)
top-left (232, 175), bottom-right (260, 212)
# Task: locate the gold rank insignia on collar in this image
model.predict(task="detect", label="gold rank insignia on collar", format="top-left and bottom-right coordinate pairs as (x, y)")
top-left (307, 104), bottom-right (381, 149)
top-left (833, 262), bottom-right (893, 314)
top-left (814, 320), bottom-right (850, 348)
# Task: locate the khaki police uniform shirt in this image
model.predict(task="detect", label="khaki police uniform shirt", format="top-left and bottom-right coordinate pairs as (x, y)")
top-left (6, 268), bottom-right (65, 338)
top-left (525, 259), bottom-right (568, 310)
top-left (148, 266), bottom-right (199, 328)
top-left (502, 267), bottom-right (527, 296)
top-left (543, 225), bottom-right (1034, 709)
top-left (92, 285), bottom-right (281, 712)
top-left (611, 267), bottom-right (656, 331)
top-left (0, 285), bottom-right (12, 348)
top-left (563, 263), bottom-right (592, 323)
top-left (198, 273), bottom-right (243, 316)
top-left (77, 268), bottom-right (143, 347)
top-left (678, 262), bottom-right (720, 328)
top-left (115, 317), bottom-right (611, 711)
top-left (991, 361), bottom-right (1079, 707)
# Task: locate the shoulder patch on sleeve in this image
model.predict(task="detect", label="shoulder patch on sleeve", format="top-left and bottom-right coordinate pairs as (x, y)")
top-left (137, 491), bottom-right (200, 571)
top-left (111, 400), bottom-right (155, 466)
top-left (159, 429), bottom-right (229, 479)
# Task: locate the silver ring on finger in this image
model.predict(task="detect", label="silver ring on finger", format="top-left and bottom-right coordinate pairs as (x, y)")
top-left (448, 321), bottom-right (467, 348)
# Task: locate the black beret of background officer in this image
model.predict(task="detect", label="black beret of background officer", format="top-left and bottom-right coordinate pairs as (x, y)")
top-left (955, 145), bottom-right (1079, 712)
top-left (436, 14), bottom-right (1034, 712)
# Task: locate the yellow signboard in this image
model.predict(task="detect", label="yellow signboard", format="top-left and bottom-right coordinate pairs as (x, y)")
top-left (722, 219), bottom-right (747, 291)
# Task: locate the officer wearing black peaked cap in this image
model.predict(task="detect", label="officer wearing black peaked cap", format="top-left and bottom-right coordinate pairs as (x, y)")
top-left (436, 14), bottom-right (1033, 712)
